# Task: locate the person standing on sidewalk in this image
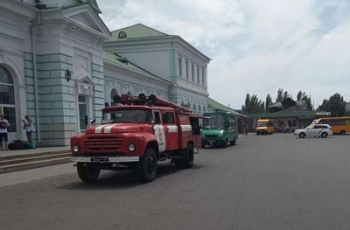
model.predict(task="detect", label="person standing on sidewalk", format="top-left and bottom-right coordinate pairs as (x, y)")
top-left (0, 114), bottom-right (10, 150)
top-left (22, 115), bottom-right (35, 144)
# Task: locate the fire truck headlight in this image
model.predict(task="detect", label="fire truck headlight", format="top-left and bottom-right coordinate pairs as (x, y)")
top-left (128, 143), bottom-right (136, 152)
top-left (73, 145), bottom-right (80, 153)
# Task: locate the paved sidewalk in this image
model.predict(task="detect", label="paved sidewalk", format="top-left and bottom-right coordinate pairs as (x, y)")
top-left (0, 146), bottom-right (71, 159)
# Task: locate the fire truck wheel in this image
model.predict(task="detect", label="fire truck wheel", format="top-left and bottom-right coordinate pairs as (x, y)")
top-left (139, 148), bottom-right (158, 183)
top-left (77, 163), bottom-right (100, 183)
top-left (175, 143), bottom-right (194, 169)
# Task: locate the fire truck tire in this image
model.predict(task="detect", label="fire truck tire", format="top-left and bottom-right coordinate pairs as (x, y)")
top-left (77, 163), bottom-right (100, 183)
top-left (139, 148), bottom-right (158, 183)
top-left (175, 143), bottom-right (194, 169)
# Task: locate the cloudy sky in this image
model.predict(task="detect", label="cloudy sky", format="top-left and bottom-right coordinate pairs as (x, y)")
top-left (98, 0), bottom-right (350, 109)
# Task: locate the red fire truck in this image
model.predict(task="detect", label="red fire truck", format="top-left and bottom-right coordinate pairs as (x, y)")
top-left (70, 94), bottom-right (202, 183)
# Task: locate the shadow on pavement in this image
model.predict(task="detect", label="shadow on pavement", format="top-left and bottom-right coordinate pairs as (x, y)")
top-left (56, 162), bottom-right (203, 190)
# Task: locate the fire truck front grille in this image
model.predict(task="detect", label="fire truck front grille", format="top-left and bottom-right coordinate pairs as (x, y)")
top-left (205, 135), bottom-right (218, 138)
top-left (83, 138), bottom-right (124, 151)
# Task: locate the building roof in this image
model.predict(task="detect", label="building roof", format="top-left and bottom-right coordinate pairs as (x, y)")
top-left (106, 23), bottom-right (211, 62)
top-left (277, 106), bottom-right (309, 112)
top-left (79, 0), bottom-right (101, 13)
top-left (248, 111), bottom-right (316, 119)
top-left (109, 23), bottom-right (168, 41)
top-left (103, 51), bottom-right (170, 84)
top-left (207, 97), bottom-right (251, 119)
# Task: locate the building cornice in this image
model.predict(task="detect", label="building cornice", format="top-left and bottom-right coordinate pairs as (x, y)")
top-left (104, 35), bottom-right (211, 64)
top-left (2, 0), bottom-right (38, 20)
top-left (103, 61), bottom-right (171, 87)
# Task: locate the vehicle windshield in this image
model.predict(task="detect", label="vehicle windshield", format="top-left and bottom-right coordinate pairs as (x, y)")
top-left (257, 122), bottom-right (267, 127)
top-left (203, 114), bottom-right (225, 129)
top-left (102, 109), bottom-right (152, 124)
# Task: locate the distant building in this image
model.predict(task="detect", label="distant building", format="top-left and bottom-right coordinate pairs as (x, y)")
top-left (103, 24), bottom-right (211, 115)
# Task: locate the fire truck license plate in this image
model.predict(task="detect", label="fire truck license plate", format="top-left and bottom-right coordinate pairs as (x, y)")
top-left (91, 157), bottom-right (109, 162)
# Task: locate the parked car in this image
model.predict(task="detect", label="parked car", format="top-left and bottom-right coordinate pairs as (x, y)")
top-left (294, 124), bottom-right (333, 138)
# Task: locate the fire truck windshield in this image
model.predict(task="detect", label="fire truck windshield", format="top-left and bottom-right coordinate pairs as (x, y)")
top-left (102, 109), bottom-right (152, 124)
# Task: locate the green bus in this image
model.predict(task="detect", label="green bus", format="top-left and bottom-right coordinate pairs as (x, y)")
top-left (201, 111), bottom-right (239, 148)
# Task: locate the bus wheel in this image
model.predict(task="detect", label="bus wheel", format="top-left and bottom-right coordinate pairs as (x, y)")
top-left (340, 130), bottom-right (346, 135)
top-left (230, 138), bottom-right (236, 146)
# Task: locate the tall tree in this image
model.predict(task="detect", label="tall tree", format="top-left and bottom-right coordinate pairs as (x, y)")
top-left (242, 93), bottom-right (265, 113)
top-left (296, 90), bottom-right (313, 110)
top-left (276, 88), bottom-right (284, 103)
top-left (317, 93), bottom-right (346, 116)
top-left (266, 94), bottom-right (272, 112)
top-left (328, 93), bottom-right (346, 116)
top-left (297, 90), bottom-right (303, 101)
top-left (317, 99), bottom-right (329, 112)
top-left (282, 98), bottom-right (296, 109)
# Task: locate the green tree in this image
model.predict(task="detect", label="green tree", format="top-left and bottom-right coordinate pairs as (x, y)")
top-left (282, 98), bottom-right (296, 109)
top-left (266, 94), bottom-right (272, 112)
top-left (296, 90), bottom-right (313, 110)
top-left (276, 88), bottom-right (291, 102)
top-left (317, 93), bottom-right (346, 116)
top-left (276, 88), bottom-right (284, 102)
top-left (297, 90), bottom-right (303, 101)
top-left (317, 99), bottom-right (329, 112)
top-left (242, 93), bottom-right (265, 113)
top-left (328, 93), bottom-right (346, 116)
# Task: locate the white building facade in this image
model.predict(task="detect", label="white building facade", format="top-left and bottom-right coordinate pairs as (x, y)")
top-left (0, 1), bottom-right (210, 146)
top-left (0, 0), bottom-right (110, 146)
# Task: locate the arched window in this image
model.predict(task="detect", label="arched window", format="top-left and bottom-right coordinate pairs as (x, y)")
top-left (0, 65), bottom-right (16, 132)
top-left (118, 31), bottom-right (127, 39)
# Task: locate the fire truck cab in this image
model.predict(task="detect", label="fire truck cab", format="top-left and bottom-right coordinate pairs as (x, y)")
top-left (70, 94), bottom-right (201, 183)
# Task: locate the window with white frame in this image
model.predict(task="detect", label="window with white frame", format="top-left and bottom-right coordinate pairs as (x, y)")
top-left (202, 69), bottom-right (205, 86)
top-left (185, 60), bottom-right (189, 80)
top-left (178, 57), bottom-right (183, 77)
top-left (191, 63), bottom-right (194, 82)
top-left (0, 65), bottom-right (16, 132)
top-left (197, 66), bottom-right (200, 84)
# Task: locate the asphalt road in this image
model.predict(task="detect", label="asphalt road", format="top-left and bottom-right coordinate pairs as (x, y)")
top-left (1, 134), bottom-right (350, 230)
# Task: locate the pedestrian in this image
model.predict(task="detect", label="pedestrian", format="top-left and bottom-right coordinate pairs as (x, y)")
top-left (244, 124), bottom-right (248, 135)
top-left (0, 114), bottom-right (10, 150)
top-left (285, 124), bottom-right (290, 133)
top-left (22, 115), bottom-right (35, 144)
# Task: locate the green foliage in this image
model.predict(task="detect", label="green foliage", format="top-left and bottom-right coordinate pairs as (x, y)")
top-left (317, 93), bottom-right (346, 116)
top-left (242, 93), bottom-right (265, 113)
top-left (297, 90), bottom-right (313, 110)
top-left (265, 94), bottom-right (272, 112)
top-left (282, 98), bottom-right (296, 109)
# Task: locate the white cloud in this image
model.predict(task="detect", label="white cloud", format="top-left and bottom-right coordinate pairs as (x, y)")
top-left (98, 0), bottom-right (350, 108)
